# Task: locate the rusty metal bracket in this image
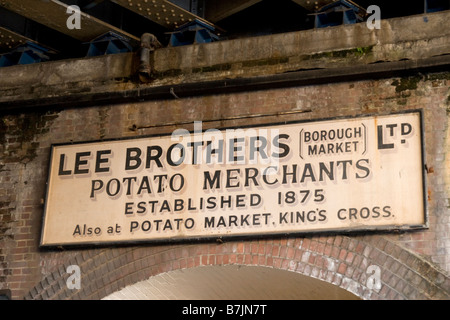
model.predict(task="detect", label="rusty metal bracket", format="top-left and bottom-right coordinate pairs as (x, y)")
top-left (139, 33), bottom-right (162, 83)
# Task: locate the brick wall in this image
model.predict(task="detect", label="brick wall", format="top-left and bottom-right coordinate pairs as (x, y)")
top-left (0, 70), bottom-right (449, 299)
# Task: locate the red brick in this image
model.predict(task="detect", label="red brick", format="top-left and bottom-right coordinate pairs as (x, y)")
top-left (338, 263), bottom-right (348, 274)
top-left (345, 252), bottom-right (355, 264)
top-left (258, 244), bottom-right (266, 255)
top-left (308, 254), bottom-right (316, 265)
top-left (286, 247), bottom-right (295, 259)
top-left (301, 238), bottom-right (311, 250)
top-left (339, 249), bottom-right (347, 261)
top-left (324, 244), bottom-right (333, 256)
top-left (271, 245), bottom-right (280, 257)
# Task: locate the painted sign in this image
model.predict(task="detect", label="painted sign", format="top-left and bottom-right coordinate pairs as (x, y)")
top-left (40, 111), bottom-right (427, 247)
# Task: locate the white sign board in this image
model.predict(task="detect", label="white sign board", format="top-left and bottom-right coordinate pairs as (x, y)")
top-left (40, 111), bottom-right (427, 247)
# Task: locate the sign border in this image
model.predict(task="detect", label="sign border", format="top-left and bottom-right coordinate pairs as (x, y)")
top-left (39, 109), bottom-right (428, 249)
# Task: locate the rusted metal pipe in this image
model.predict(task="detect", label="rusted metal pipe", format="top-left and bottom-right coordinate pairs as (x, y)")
top-left (139, 33), bottom-right (161, 83)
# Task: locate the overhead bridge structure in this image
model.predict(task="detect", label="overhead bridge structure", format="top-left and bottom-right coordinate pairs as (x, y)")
top-left (1, 0), bottom-right (448, 61)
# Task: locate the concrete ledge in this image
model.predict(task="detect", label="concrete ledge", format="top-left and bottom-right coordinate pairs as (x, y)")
top-left (153, 10), bottom-right (450, 79)
top-left (0, 53), bottom-right (137, 88)
top-left (1, 54), bottom-right (449, 111)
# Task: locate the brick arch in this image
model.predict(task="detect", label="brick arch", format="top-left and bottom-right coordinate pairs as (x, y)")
top-left (26, 235), bottom-right (450, 300)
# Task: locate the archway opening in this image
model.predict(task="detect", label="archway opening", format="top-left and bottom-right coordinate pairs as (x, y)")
top-left (103, 265), bottom-right (360, 300)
